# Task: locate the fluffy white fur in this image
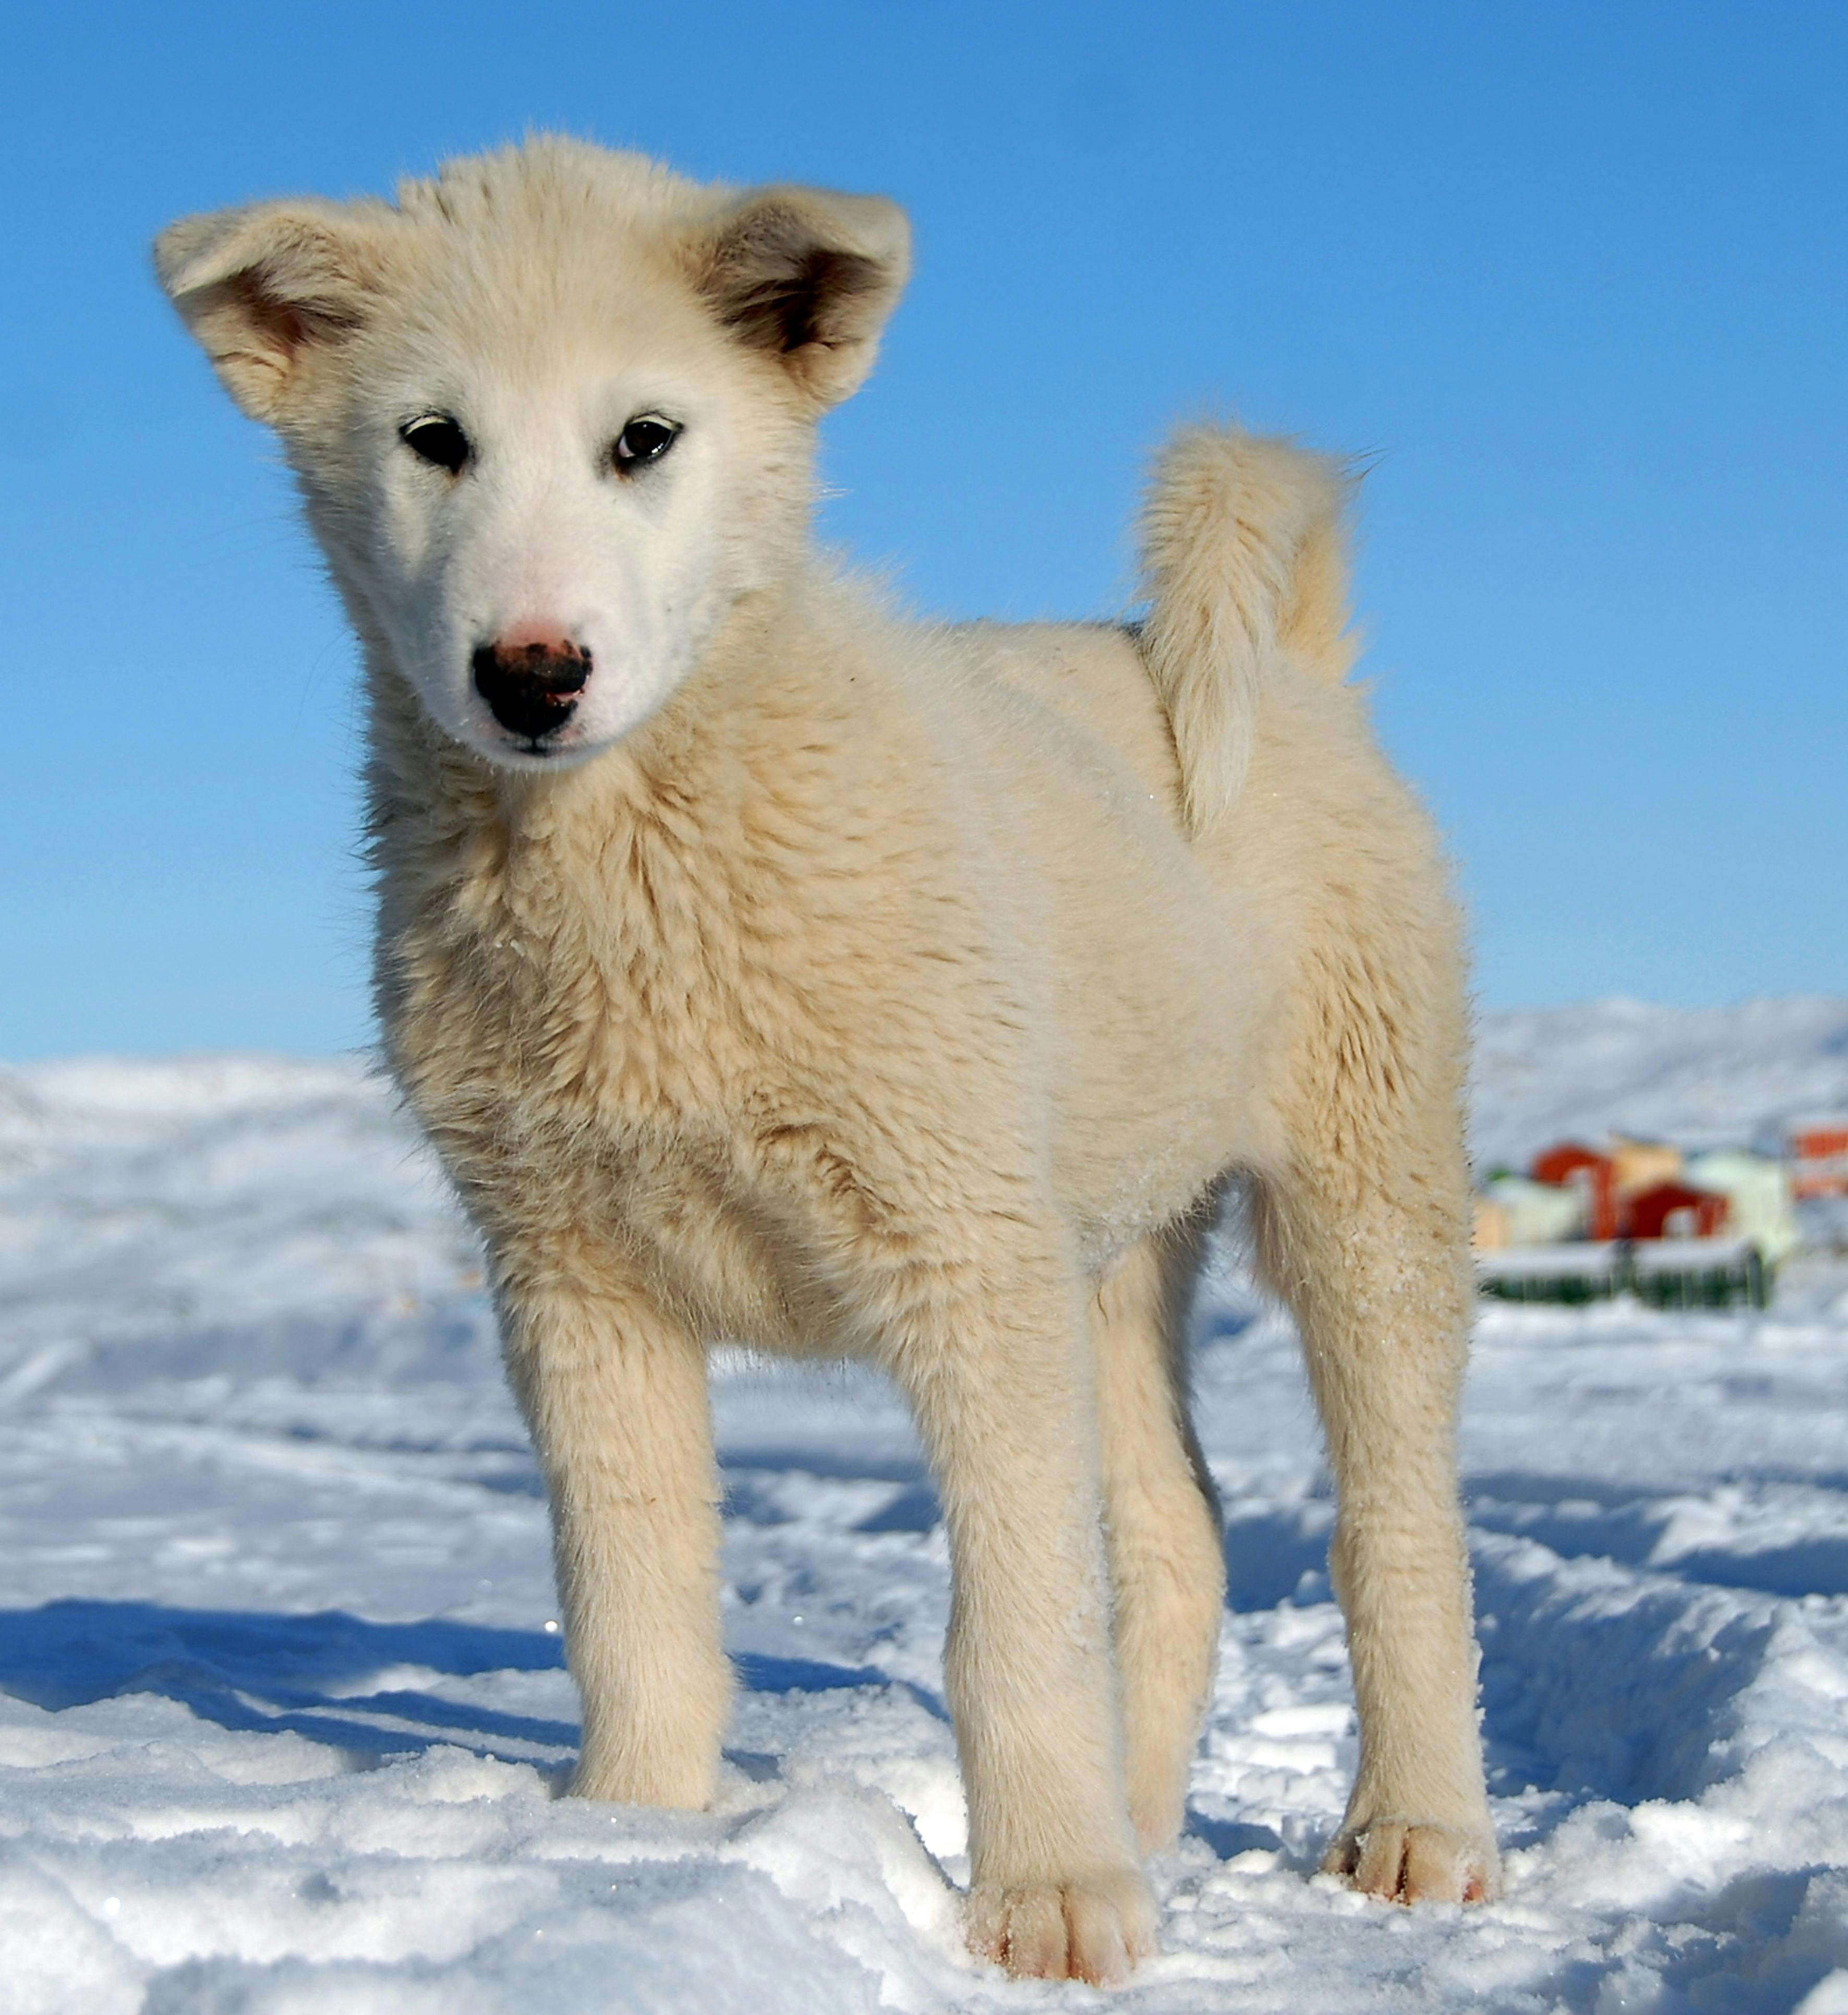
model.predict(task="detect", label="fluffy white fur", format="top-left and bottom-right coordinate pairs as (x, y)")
top-left (158, 138), bottom-right (1497, 1986)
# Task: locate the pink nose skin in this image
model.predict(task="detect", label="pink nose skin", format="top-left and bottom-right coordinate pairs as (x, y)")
top-left (471, 632), bottom-right (593, 742)
top-left (499, 624), bottom-right (581, 658)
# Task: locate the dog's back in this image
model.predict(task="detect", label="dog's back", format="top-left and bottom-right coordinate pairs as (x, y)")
top-left (903, 438), bottom-right (1372, 1241)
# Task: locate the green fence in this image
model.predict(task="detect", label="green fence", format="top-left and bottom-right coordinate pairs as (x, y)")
top-left (1478, 1240), bottom-right (1769, 1310)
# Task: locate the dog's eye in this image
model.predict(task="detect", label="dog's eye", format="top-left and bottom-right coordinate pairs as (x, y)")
top-left (613, 416), bottom-right (680, 471)
top-left (399, 415), bottom-right (470, 475)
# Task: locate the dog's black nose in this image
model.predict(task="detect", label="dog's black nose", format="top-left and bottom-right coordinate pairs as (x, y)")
top-left (471, 635), bottom-right (593, 741)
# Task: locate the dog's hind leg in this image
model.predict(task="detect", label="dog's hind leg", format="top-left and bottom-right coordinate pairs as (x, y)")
top-left (496, 1255), bottom-right (729, 1809)
top-left (1092, 1215), bottom-right (1226, 1853)
top-left (1249, 943), bottom-right (1498, 1904)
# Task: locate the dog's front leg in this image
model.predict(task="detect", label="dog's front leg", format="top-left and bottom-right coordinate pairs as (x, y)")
top-left (892, 1244), bottom-right (1156, 1985)
top-left (497, 1256), bottom-right (728, 1808)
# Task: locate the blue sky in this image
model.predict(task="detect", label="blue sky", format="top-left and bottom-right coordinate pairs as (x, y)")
top-left (2, 1), bottom-right (1842, 1056)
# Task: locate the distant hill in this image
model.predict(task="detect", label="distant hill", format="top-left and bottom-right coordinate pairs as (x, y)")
top-left (1469, 996), bottom-right (1848, 1169)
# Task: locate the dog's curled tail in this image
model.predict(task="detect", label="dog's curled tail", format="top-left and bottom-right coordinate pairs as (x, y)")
top-left (1137, 425), bottom-right (1356, 836)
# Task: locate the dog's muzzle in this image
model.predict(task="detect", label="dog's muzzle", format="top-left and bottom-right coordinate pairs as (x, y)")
top-left (471, 635), bottom-right (593, 742)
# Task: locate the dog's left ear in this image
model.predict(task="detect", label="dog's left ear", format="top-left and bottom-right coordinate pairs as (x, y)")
top-left (691, 186), bottom-right (910, 409)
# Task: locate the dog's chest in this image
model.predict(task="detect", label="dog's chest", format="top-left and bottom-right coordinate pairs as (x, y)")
top-left (390, 810), bottom-right (897, 1343)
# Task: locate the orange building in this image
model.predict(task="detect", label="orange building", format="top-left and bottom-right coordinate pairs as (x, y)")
top-left (1609, 1136), bottom-right (1684, 1199)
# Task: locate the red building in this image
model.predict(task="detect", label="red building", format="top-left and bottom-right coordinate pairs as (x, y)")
top-left (1530, 1143), bottom-right (1620, 1241)
top-left (1790, 1122), bottom-right (1848, 1200)
top-left (1624, 1182), bottom-right (1730, 1242)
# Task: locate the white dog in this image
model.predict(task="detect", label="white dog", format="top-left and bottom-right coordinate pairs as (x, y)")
top-left (158, 138), bottom-right (1496, 1984)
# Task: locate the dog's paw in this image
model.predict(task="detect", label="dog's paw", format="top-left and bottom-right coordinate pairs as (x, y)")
top-left (965, 1869), bottom-right (1158, 1985)
top-left (1321, 1818), bottom-right (1499, 1904)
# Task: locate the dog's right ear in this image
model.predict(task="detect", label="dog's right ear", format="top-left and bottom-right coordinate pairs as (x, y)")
top-left (153, 201), bottom-right (395, 425)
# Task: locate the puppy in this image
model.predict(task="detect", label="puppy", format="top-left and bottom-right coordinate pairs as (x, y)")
top-left (158, 138), bottom-right (1496, 1984)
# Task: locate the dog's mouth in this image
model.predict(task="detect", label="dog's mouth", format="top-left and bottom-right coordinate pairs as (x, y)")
top-left (475, 721), bottom-right (594, 768)
top-left (473, 713), bottom-right (614, 771)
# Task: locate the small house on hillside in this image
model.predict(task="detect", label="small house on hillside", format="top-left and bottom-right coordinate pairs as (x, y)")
top-left (1474, 1175), bottom-right (1585, 1250)
top-left (1529, 1143), bottom-right (1621, 1241)
top-left (1686, 1149), bottom-right (1800, 1266)
top-left (1609, 1136), bottom-right (1684, 1200)
top-left (1625, 1181), bottom-right (1729, 1242)
top-left (1790, 1121), bottom-right (1848, 1200)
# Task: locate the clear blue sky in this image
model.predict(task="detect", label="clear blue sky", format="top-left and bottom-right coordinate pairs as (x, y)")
top-left (2, 2), bottom-right (1842, 1056)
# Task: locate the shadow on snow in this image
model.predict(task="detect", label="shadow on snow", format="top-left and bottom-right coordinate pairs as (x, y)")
top-left (0, 1599), bottom-right (921, 1768)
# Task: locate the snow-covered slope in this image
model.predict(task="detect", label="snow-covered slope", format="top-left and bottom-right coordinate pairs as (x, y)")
top-left (1469, 995), bottom-right (1848, 1169)
top-left (3, 1005), bottom-right (1848, 2013)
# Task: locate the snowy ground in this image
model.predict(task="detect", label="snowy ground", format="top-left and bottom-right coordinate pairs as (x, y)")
top-left (3, 999), bottom-right (1848, 2014)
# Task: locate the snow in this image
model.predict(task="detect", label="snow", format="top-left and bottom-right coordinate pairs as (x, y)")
top-left (3, 1000), bottom-right (1848, 2012)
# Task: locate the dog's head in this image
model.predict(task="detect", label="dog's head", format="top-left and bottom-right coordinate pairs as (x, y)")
top-left (155, 141), bottom-right (909, 769)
